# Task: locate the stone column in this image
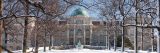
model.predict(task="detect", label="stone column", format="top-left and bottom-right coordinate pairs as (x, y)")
top-left (90, 25), bottom-right (92, 45)
top-left (83, 25), bottom-right (86, 45)
top-left (67, 24), bottom-right (70, 45)
top-left (74, 20), bottom-right (76, 45)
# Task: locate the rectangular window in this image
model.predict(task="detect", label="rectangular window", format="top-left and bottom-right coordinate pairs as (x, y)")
top-left (86, 38), bottom-right (90, 45)
top-left (69, 38), bottom-right (74, 45)
top-left (76, 20), bottom-right (83, 24)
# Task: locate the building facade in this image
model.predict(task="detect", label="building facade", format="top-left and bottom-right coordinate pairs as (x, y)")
top-left (53, 8), bottom-right (108, 46)
top-left (54, 19), bottom-right (107, 46)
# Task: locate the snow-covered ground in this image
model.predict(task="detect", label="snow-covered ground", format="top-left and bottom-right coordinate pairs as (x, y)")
top-left (2, 47), bottom-right (157, 53)
top-left (9, 48), bottom-right (128, 53)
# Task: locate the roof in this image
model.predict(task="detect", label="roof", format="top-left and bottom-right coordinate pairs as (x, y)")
top-left (71, 8), bottom-right (89, 17)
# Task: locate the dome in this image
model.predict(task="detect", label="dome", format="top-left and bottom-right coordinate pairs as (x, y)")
top-left (71, 8), bottom-right (89, 17)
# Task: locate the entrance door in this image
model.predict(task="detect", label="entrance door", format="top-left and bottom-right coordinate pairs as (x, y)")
top-left (69, 38), bottom-right (73, 45)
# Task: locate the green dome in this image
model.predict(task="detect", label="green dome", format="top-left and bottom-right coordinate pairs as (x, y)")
top-left (71, 8), bottom-right (89, 17)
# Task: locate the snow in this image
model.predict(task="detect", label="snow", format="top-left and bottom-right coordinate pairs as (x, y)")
top-left (26, 47), bottom-right (128, 53)
top-left (2, 47), bottom-right (158, 53)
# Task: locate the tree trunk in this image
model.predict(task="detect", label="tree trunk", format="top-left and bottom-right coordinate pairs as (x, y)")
top-left (158, 0), bottom-right (160, 53)
top-left (3, 20), bottom-right (8, 48)
top-left (121, 17), bottom-right (124, 52)
top-left (0, 0), bottom-right (2, 16)
top-left (35, 34), bottom-right (39, 53)
top-left (140, 10), bottom-right (143, 50)
top-left (23, 0), bottom-right (29, 53)
top-left (151, 35), bottom-right (154, 52)
top-left (157, 36), bottom-right (160, 53)
top-left (49, 34), bottom-right (52, 50)
top-left (141, 25), bottom-right (144, 50)
top-left (52, 35), bottom-right (54, 48)
top-left (43, 38), bottom-right (46, 52)
top-left (105, 24), bottom-right (108, 49)
top-left (108, 34), bottom-right (110, 50)
top-left (106, 36), bottom-right (107, 49)
top-left (23, 16), bottom-right (28, 53)
top-left (114, 32), bottom-right (116, 51)
top-left (35, 21), bottom-right (39, 53)
top-left (43, 28), bottom-right (46, 52)
top-left (114, 25), bottom-right (117, 51)
top-left (0, 0), bottom-right (2, 53)
top-left (0, 21), bottom-right (2, 53)
top-left (151, 17), bottom-right (154, 52)
top-left (135, 14), bottom-right (138, 53)
top-left (135, 0), bottom-right (138, 53)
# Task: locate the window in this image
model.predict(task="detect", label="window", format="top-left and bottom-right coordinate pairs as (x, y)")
top-left (76, 29), bottom-right (82, 35)
top-left (69, 38), bottom-right (74, 45)
top-left (70, 29), bottom-right (74, 36)
top-left (86, 29), bottom-right (90, 31)
top-left (76, 20), bottom-right (83, 24)
top-left (77, 29), bottom-right (81, 32)
top-left (70, 29), bottom-right (74, 31)
top-left (86, 38), bottom-right (90, 45)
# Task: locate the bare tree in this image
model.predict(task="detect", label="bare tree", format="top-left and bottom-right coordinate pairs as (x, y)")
top-left (97, 0), bottom-right (120, 51)
top-left (0, 0), bottom-right (2, 52)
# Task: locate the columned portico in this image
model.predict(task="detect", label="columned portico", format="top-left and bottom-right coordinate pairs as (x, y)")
top-left (66, 8), bottom-right (94, 46)
top-left (69, 24), bottom-right (92, 45)
top-left (67, 16), bottom-right (92, 45)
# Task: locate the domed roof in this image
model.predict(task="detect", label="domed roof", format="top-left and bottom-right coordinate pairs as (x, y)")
top-left (71, 8), bottom-right (89, 17)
